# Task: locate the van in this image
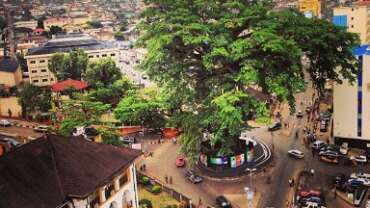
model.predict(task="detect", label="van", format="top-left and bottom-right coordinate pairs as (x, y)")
top-left (340, 142), bottom-right (348, 155)
top-left (312, 141), bottom-right (325, 150)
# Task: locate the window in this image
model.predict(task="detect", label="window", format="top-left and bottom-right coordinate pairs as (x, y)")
top-left (110, 53), bottom-right (116, 57)
top-left (104, 183), bottom-right (114, 200)
top-left (41, 69), bottom-right (47, 72)
top-left (30, 60), bottom-right (36, 64)
top-left (96, 55), bottom-right (100, 58)
top-left (351, 25), bottom-right (354, 28)
top-left (88, 55), bottom-right (94, 58)
top-left (119, 174), bottom-right (128, 187)
top-left (31, 70), bottom-right (37, 73)
top-left (39, 60), bottom-right (46, 63)
top-left (50, 78), bottom-right (54, 81)
top-left (42, 79), bottom-right (48, 82)
top-left (87, 191), bottom-right (99, 208)
top-left (102, 54), bottom-right (107, 57)
top-left (33, 80), bottom-right (39, 83)
top-left (351, 17), bottom-right (354, 20)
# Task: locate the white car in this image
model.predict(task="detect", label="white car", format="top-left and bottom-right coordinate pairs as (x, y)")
top-left (288, 149), bottom-right (304, 159)
top-left (33, 125), bottom-right (50, 133)
top-left (311, 141), bottom-right (325, 150)
top-left (348, 177), bottom-right (370, 186)
top-left (0, 119), bottom-right (11, 127)
top-left (350, 172), bottom-right (370, 180)
top-left (351, 155), bottom-right (367, 163)
top-left (339, 142), bottom-right (349, 155)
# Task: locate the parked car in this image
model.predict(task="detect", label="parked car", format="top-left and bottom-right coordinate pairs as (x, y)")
top-left (119, 136), bottom-right (136, 144)
top-left (318, 150), bottom-right (338, 157)
top-left (335, 174), bottom-right (347, 186)
top-left (176, 155), bottom-right (186, 167)
top-left (312, 141), bottom-right (325, 150)
top-left (339, 143), bottom-right (349, 155)
top-left (216, 196), bottom-right (232, 208)
top-left (0, 137), bottom-right (20, 147)
top-left (33, 125), bottom-right (50, 133)
top-left (348, 178), bottom-right (370, 186)
top-left (319, 120), bottom-right (328, 132)
top-left (350, 173), bottom-right (370, 181)
top-left (185, 170), bottom-right (203, 184)
top-left (351, 155), bottom-right (367, 164)
top-left (0, 119), bottom-right (11, 127)
top-left (296, 110), bottom-right (304, 118)
top-left (268, 122), bottom-right (282, 131)
top-left (320, 155), bottom-right (338, 164)
top-left (288, 149), bottom-right (304, 159)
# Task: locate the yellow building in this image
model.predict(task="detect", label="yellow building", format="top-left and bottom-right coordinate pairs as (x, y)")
top-left (299, 0), bottom-right (321, 18)
top-left (333, 5), bottom-right (370, 44)
top-left (0, 57), bottom-right (23, 87)
top-left (25, 34), bottom-right (119, 86)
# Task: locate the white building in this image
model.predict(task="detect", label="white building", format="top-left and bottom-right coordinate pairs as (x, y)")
top-left (333, 45), bottom-right (370, 147)
top-left (0, 135), bottom-right (141, 208)
top-left (13, 20), bottom-right (38, 30)
top-left (25, 33), bottom-right (119, 86)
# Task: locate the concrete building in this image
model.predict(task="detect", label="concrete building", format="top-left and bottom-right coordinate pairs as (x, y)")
top-left (0, 57), bottom-right (22, 87)
top-left (334, 45), bottom-right (370, 147)
top-left (25, 33), bottom-right (119, 86)
top-left (0, 135), bottom-right (141, 208)
top-left (13, 20), bottom-right (38, 30)
top-left (333, 4), bottom-right (370, 44)
top-left (43, 17), bottom-right (70, 31)
top-left (298, 0), bottom-right (321, 18)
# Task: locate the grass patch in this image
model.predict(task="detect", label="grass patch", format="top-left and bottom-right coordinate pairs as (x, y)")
top-left (139, 187), bottom-right (179, 208)
top-left (255, 116), bottom-right (272, 125)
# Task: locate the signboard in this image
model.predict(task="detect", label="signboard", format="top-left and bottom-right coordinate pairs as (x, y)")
top-left (210, 156), bottom-right (228, 165)
top-left (230, 156), bottom-right (236, 168)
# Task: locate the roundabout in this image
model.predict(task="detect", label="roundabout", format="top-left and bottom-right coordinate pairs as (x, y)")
top-left (196, 132), bottom-right (273, 178)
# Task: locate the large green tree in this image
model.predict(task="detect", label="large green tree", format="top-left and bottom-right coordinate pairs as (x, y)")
top-left (138, 0), bottom-right (359, 157)
top-left (86, 58), bottom-right (122, 88)
top-left (18, 83), bottom-right (52, 118)
top-left (49, 49), bottom-right (88, 80)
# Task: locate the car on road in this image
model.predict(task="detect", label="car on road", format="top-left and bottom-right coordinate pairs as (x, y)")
top-left (33, 125), bottom-right (50, 133)
top-left (185, 170), bottom-right (203, 184)
top-left (268, 122), bottom-right (282, 131)
top-left (296, 110), bottom-right (304, 118)
top-left (320, 155), bottom-right (338, 164)
top-left (119, 136), bottom-right (136, 144)
top-left (348, 178), bottom-right (370, 187)
top-left (318, 150), bottom-right (339, 158)
top-left (351, 155), bottom-right (367, 164)
top-left (288, 149), bottom-right (304, 159)
top-left (0, 137), bottom-right (20, 147)
top-left (350, 173), bottom-right (370, 180)
top-left (312, 141), bottom-right (325, 150)
top-left (216, 196), bottom-right (232, 208)
top-left (0, 119), bottom-right (11, 127)
top-left (176, 155), bottom-right (186, 167)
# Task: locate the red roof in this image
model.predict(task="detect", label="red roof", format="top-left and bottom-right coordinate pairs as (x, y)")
top-left (33, 28), bottom-right (44, 33)
top-left (51, 79), bottom-right (88, 92)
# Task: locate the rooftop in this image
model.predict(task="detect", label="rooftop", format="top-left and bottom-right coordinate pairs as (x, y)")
top-left (0, 135), bottom-right (141, 208)
top-left (0, 57), bottom-right (19, 73)
top-left (51, 79), bottom-right (89, 92)
top-left (27, 34), bottom-right (117, 56)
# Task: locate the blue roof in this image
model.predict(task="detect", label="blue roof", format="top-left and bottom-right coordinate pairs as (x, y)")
top-left (353, 45), bottom-right (370, 56)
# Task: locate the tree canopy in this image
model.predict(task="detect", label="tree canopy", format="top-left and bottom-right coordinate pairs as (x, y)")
top-left (86, 58), bottom-right (122, 88)
top-left (49, 49), bottom-right (88, 80)
top-left (138, 0), bottom-right (359, 156)
top-left (18, 83), bottom-right (51, 118)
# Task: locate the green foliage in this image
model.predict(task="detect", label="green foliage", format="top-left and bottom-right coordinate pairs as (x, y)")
top-left (139, 199), bottom-right (153, 208)
top-left (87, 21), bottom-right (103, 28)
top-left (114, 87), bottom-right (166, 130)
top-left (49, 25), bottom-right (64, 35)
top-left (150, 185), bottom-right (161, 194)
top-left (37, 17), bottom-right (45, 29)
top-left (49, 49), bottom-right (88, 80)
top-left (18, 83), bottom-right (51, 118)
top-left (58, 118), bottom-right (81, 136)
top-left (114, 31), bottom-right (125, 40)
top-left (140, 176), bottom-right (150, 185)
top-left (99, 128), bottom-right (123, 146)
top-left (86, 58), bottom-right (122, 88)
top-left (138, 0), bottom-right (359, 157)
top-left (119, 18), bottom-right (129, 31)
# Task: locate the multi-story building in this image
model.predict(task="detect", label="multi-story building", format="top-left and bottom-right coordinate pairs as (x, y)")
top-left (0, 57), bottom-right (22, 87)
top-left (13, 20), bottom-right (38, 30)
top-left (333, 4), bottom-right (370, 44)
top-left (298, 0), bottom-right (321, 18)
top-left (333, 45), bottom-right (370, 147)
top-left (25, 33), bottom-right (119, 86)
top-left (43, 17), bottom-right (70, 31)
top-left (0, 134), bottom-right (141, 208)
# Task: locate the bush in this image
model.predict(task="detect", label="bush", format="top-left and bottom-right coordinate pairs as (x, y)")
top-left (160, 205), bottom-right (178, 208)
top-left (140, 176), bottom-right (150, 185)
top-left (151, 184), bottom-right (162, 194)
top-left (139, 199), bottom-right (153, 208)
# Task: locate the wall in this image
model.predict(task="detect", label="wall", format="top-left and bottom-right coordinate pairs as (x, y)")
top-left (0, 97), bottom-right (22, 117)
top-left (362, 55), bottom-right (370, 139)
top-left (0, 71), bottom-right (17, 86)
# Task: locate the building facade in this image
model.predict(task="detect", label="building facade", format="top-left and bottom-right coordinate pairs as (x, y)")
top-left (298, 0), bottom-right (321, 18)
top-left (333, 5), bottom-right (370, 44)
top-left (13, 20), bottom-right (38, 30)
top-left (25, 34), bottom-right (119, 86)
top-left (0, 135), bottom-right (141, 208)
top-left (0, 57), bottom-right (22, 87)
top-left (43, 17), bottom-right (70, 31)
top-left (333, 45), bottom-right (370, 147)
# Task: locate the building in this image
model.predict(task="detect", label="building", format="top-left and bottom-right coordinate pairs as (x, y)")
top-left (0, 134), bottom-right (141, 208)
top-left (0, 57), bottom-right (22, 87)
top-left (25, 34), bottom-right (119, 86)
top-left (298, 0), bottom-right (321, 18)
top-left (333, 45), bottom-right (370, 147)
top-left (13, 20), bottom-right (38, 30)
top-left (333, 4), bottom-right (370, 44)
top-left (43, 17), bottom-right (70, 31)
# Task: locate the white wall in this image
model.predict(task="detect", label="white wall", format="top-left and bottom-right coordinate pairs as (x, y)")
top-left (362, 56), bottom-right (370, 139)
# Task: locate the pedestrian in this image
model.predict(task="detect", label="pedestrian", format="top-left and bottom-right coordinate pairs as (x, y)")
top-left (334, 187), bottom-right (337, 199)
top-left (165, 176), bottom-right (168, 183)
top-left (288, 179), bottom-right (292, 187)
top-left (169, 176), bottom-right (173, 184)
